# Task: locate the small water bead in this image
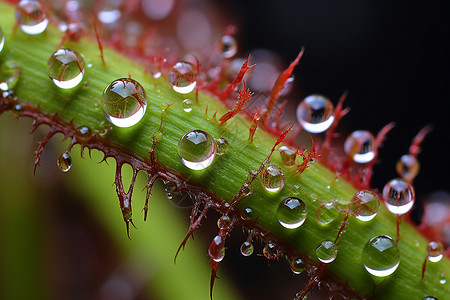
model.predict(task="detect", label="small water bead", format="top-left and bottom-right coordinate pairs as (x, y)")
top-left (316, 201), bottom-right (340, 225)
top-left (240, 207), bottom-right (259, 221)
top-left (48, 49), bottom-right (85, 89)
top-left (344, 130), bottom-right (376, 163)
top-left (427, 241), bottom-right (444, 262)
top-left (316, 240), bottom-right (338, 263)
top-left (396, 154), bottom-right (419, 181)
top-left (296, 94), bottom-right (335, 133)
top-left (276, 197), bottom-right (307, 229)
top-left (0, 27), bottom-right (4, 54)
top-left (16, 0), bottom-right (49, 35)
top-left (182, 99), bottom-right (193, 112)
top-left (263, 242), bottom-right (277, 259)
top-left (208, 235), bottom-right (225, 262)
top-left (439, 273), bottom-right (446, 284)
top-left (217, 215), bottom-right (232, 230)
top-left (290, 258), bottom-right (306, 274)
top-left (178, 130), bottom-right (216, 170)
top-left (382, 178), bottom-right (415, 215)
top-left (168, 61), bottom-right (197, 94)
top-left (95, 121), bottom-right (112, 137)
top-left (422, 297), bottom-right (438, 300)
top-left (218, 35), bottom-right (238, 58)
top-left (101, 78), bottom-right (147, 127)
top-left (362, 235), bottom-right (400, 277)
top-left (13, 103), bottom-right (24, 116)
top-left (261, 165), bottom-right (285, 192)
top-left (349, 190), bottom-right (380, 221)
top-left (278, 145), bottom-right (296, 167)
top-left (215, 138), bottom-right (230, 156)
top-left (0, 60), bottom-right (21, 91)
top-left (57, 153), bottom-right (72, 172)
top-left (240, 241), bottom-right (254, 257)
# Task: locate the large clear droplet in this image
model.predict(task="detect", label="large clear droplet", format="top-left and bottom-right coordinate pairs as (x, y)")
top-left (0, 27), bottom-right (5, 54)
top-left (168, 61), bottom-right (197, 94)
top-left (316, 240), bottom-right (337, 263)
top-left (101, 78), bottom-right (147, 127)
top-left (48, 49), bottom-right (85, 89)
top-left (362, 235), bottom-right (400, 277)
top-left (344, 130), bottom-right (376, 163)
top-left (349, 190), bottom-right (380, 221)
top-left (178, 129), bottom-right (216, 170)
top-left (261, 165), bottom-right (285, 192)
top-left (276, 197), bottom-right (307, 229)
top-left (215, 138), bottom-right (230, 156)
top-left (296, 94), bottom-right (335, 133)
top-left (240, 241), bottom-right (254, 257)
top-left (16, 0), bottom-right (49, 35)
top-left (218, 35), bottom-right (237, 58)
top-left (0, 60), bottom-right (21, 92)
top-left (278, 145), bottom-right (296, 167)
top-left (396, 154), bottom-right (419, 182)
top-left (382, 178), bottom-right (415, 215)
top-left (57, 152), bottom-right (72, 172)
top-left (316, 201), bottom-right (340, 225)
top-left (427, 241), bottom-right (443, 263)
top-left (290, 258), bottom-right (305, 274)
top-left (182, 99), bottom-right (193, 112)
top-left (208, 235), bottom-right (225, 262)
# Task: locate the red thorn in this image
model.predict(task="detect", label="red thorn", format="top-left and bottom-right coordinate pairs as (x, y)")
top-left (275, 100), bottom-right (288, 132)
top-left (219, 81), bottom-right (253, 125)
top-left (295, 136), bottom-right (318, 175)
top-left (248, 107), bottom-right (262, 144)
top-left (410, 125), bottom-right (433, 157)
top-left (210, 260), bottom-right (219, 300)
top-left (218, 54), bottom-right (254, 101)
top-left (261, 47), bottom-right (305, 125)
top-left (93, 19), bottom-right (105, 65)
top-left (422, 256), bottom-right (428, 280)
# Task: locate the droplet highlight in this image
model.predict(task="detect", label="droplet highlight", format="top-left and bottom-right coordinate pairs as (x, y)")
top-left (57, 152), bottom-right (72, 172)
top-left (344, 130), bottom-right (376, 163)
top-left (296, 94), bottom-right (335, 133)
top-left (101, 78), bottom-right (147, 127)
top-left (276, 197), bottom-right (307, 229)
top-left (396, 154), bottom-right (419, 181)
top-left (168, 61), bottom-right (197, 94)
top-left (48, 49), bottom-right (85, 89)
top-left (362, 235), bottom-right (400, 277)
top-left (182, 99), bottom-right (193, 112)
top-left (240, 241), bottom-right (254, 257)
top-left (382, 178), bottom-right (415, 215)
top-left (290, 258), bottom-right (305, 274)
top-left (208, 235), bottom-right (225, 262)
top-left (178, 129), bottom-right (216, 170)
top-left (316, 240), bottom-right (338, 263)
top-left (16, 0), bottom-right (49, 35)
top-left (261, 165), bottom-right (285, 192)
top-left (427, 241), bottom-right (443, 263)
top-left (278, 145), bottom-right (296, 167)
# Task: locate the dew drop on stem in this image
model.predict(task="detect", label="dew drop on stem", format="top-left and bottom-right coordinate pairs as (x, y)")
top-left (362, 235), bottom-right (400, 277)
top-left (178, 129), bottom-right (216, 170)
top-left (240, 207), bottom-right (259, 221)
top-left (316, 240), bottom-right (337, 263)
top-left (16, 0), bottom-right (49, 35)
top-left (168, 61), bottom-right (197, 94)
top-left (208, 235), bottom-right (225, 262)
top-left (57, 152), bottom-right (72, 172)
top-left (217, 215), bottom-right (232, 230)
top-left (101, 78), bottom-right (147, 127)
top-left (48, 49), bottom-right (85, 89)
top-left (382, 178), bottom-right (415, 215)
top-left (278, 145), bottom-right (296, 167)
top-left (290, 258), bottom-right (306, 274)
top-left (276, 197), bottom-right (307, 229)
top-left (344, 130), bottom-right (376, 164)
top-left (240, 241), bottom-right (254, 257)
top-left (296, 94), bottom-right (335, 133)
top-left (261, 165), bottom-right (284, 192)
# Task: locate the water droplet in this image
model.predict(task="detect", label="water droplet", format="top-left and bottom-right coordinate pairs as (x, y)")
top-left (77, 126), bottom-right (91, 135)
top-left (97, 0), bottom-right (121, 24)
top-left (168, 61), bottom-right (197, 94)
top-left (16, 0), bottom-right (49, 35)
top-left (0, 60), bottom-right (21, 92)
top-left (290, 258), bottom-right (305, 274)
top-left (217, 215), bottom-right (232, 230)
top-left (240, 241), bottom-right (254, 256)
top-left (382, 178), bottom-right (415, 215)
top-left (439, 272), bottom-right (446, 284)
top-left (219, 35), bottom-right (237, 58)
top-left (316, 201), bottom-right (340, 225)
top-left (362, 235), bottom-right (400, 277)
top-left (263, 242), bottom-right (277, 259)
top-left (95, 121), bottom-right (112, 137)
top-left (57, 152), bottom-right (72, 172)
top-left (349, 190), bottom-right (380, 221)
top-left (316, 240), bottom-right (337, 263)
top-left (48, 49), bottom-right (85, 89)
top-left (101, 78), bottom-right (147, 127)
top-left (396, 154), bottom-right (419, 181)
top-left (296, 94), bottom-right (335, 133)
top-left (276, 197), bottom-right (307, 229)
top-left (0, 27), bottom-right (5, 54)
top-left (208, 235), bottom-right (225, 262)
top-left (240, 207), bottom-right (259, 220)
top-left (215, 138), bottom-right (229, 156)
top-left (278, 145), bottom-right (296, 167)
top-left (182, 99), bottom-right (193, 112)
top-left (261, 165), bottom-right (285, 192)
top-left (13, 103), bottom-right (24, 116)
top-left (178, 129), bottom-right (216, 170)
top-left (427, 241), bottom-right (443, 262)
top-left (422, 297), bottom-right (438, 300)
top-left (344, 130), bottom-right (376, 163)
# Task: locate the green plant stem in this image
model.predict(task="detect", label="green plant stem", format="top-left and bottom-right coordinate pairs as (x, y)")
top-left (0, 1), bottom-right (449, 299)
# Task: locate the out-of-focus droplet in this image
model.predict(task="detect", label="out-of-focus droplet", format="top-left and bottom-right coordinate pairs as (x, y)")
top-left (276, 197), bottom-right (307, 229)
top-left (427, 241), bottom-right (444, 263)
top-left (168, 61), bottom-right (197, 94)
top-left (382, 178), bottom-right (415, 215)
top-left (278, 145), bottom-right (296, 167)
top-left (48, 49), bottom-right (85, 89)
top-left (218, 35), bottom-right (237, 58)
top-left (362, 235), bottom-right (400, 277)
top-left (344, 130), bottom-right (376, 163)
top-left (215, 138), bottom-right (229, 156)
top-left (16, 0), bottom-right (49, 35)
top-left (261, 165), bottom-right (285, 192)
top-left (57, 152), bottom-right (72, 172)
top-left (97, 0), bottom-right (121, 24)
top-left (0, 60), bottom-right (21, 92)
top-left (396, 154), bottom-right (419, 182)
top-left (0, 27), bottom-right (5, 54)
top-left (316, 240), bottom-right (337, 263)
top-left (142, 0), bottom-right (174, 20)
top-left (296, 94), bottom-right (334, 133)
top-left (101, 78), bottom-right (147, 127)
top-left (178, 129), bottom-right (216, 170)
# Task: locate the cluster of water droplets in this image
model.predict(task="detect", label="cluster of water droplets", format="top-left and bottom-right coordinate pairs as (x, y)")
top-left (101, 78), bottom-right (147, 127)
top-left (16, 0), bottom-right (49, 35)
top-left (382, 178), bottom-right (415, 215)
top-left (296, 94), bottom-right (335, 133)
top-left (47, 49), bottom-right (85, 89)
top-left (344, 130), bottom-right (376, 164)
